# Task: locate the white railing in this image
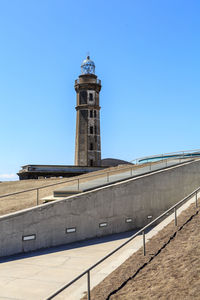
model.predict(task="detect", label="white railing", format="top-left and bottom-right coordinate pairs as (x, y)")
top-left (132, 148), bottom-right (200, 164)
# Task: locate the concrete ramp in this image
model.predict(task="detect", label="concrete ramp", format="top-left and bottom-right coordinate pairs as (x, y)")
top-left (0, 190), bottom-right (197, 300)
top-left (0, 159), bottom-right (200, 258)
top-left (44, 158), bottom-right (191, 201)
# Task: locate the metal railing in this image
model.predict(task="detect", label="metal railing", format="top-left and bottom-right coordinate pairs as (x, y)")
top-left (0, 156), bottom-right (192, 208)
top-left (75, 79), bottom-right (101, 85)
top-left (46, 185), bottom-right (200, 300)
top-left (134, 148), bottom-right (200, 164)
top-left (0, 153), bottom-right (197, 209)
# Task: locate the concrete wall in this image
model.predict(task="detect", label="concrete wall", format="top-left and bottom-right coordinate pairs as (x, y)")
top-left (1, 159), bottom-right (200, 258)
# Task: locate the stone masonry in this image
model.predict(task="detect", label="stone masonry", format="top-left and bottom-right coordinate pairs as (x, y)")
top-left (74, 56), bottom-right (102, 166)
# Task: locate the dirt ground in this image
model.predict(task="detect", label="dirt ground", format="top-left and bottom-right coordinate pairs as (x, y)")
top-left (0, 178), bottom-right (75, 215)
top-left (82, 203), bottom-right (200, 300)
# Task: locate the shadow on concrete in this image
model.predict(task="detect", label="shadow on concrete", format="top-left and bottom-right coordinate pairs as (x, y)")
top-left (0, 227), bottom-right (153, 264)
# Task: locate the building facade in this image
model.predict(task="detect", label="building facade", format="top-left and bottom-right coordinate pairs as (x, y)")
top-left (74, 56), bottom-right (102, 166)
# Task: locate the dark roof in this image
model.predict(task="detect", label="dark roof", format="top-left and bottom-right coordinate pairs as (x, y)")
top-left (101, 158), bottom-right (132, 167)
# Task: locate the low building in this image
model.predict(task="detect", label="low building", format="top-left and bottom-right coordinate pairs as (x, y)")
top-left (17, 164), bottom-right (106, 180)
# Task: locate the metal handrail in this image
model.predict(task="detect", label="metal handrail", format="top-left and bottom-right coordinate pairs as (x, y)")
top-left (46, 185), bottom-right (200, 300)
top-left (0, 166), bottom-right (135, 200)
top-left (0, 156), bottom-right (195, 206)
top-left (0, 160), bottom-right (158, 200)
top-left (0, 150), bottom-right (198, 204)
top-left (0, 158), bottom-right (185, 200)
top-left (134, 148), bottom-right (200, 163)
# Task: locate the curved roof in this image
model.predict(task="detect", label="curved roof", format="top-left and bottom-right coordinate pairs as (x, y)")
top-left (101, 158), bottom-right (132, 167)
top-left (81, 56), bottom-right (95, 74)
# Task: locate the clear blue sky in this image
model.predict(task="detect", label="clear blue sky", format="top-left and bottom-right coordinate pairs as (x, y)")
top-left (0, 0), bottom-right (200, 180)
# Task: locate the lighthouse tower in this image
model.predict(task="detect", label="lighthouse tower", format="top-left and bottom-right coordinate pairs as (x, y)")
top-left (74, 56), bottom-right (102, 166)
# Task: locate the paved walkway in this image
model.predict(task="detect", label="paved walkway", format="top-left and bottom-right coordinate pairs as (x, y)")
top-left (0, 195), bottom-right (195, 300)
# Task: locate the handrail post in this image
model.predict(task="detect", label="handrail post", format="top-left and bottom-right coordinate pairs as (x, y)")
top-left (143, 230), bottom-right (146, 256)
top-left (195, 191), bottom-right (198, 208)
top-left (130, 168), bottom-right (133, 176)
top-left (77, 179), bottom-right (80, 190)
top-left (87, 270), bottom-right (91, 300)
top-left (174, 207), bottom-right (177, 226)
top-left (107, 172), bottom-right (109, 183)
top-left (36, 189), bottom-right (39, 206)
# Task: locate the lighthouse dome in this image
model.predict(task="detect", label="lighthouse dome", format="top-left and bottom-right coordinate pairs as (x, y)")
top-left (81, 56), bottom-right (95, 75)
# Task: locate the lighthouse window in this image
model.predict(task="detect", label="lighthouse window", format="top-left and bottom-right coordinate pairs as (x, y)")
top-left (90, 143), bottom-right (94, 150)
top-left (89, 93), bottom-right (93, 101)
top-left (94, 126), bottom-right (97, 134)
top-left (90, 160), bottom-right (93, 166)
top-left (94, 110), bottom-right (97, 118)
top-left (90, 110), bottom-right (93, 118)
top-left (90, 126), bottom-right (93, 134)
top-left (80, 91), bottom-right (87, 104)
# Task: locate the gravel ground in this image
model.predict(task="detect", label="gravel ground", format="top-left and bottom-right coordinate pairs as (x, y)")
top-left (82, 203), bottom-right (200, 300)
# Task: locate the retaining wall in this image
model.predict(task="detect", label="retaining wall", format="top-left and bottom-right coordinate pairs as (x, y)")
top-left (1, 159), bottom-right (200, 258)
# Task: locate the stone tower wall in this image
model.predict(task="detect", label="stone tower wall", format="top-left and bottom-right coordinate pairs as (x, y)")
top-left (74, 74), bottom-right (101, 166)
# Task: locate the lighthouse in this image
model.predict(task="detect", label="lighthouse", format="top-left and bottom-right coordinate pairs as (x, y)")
top-left (74, 56), bottom-right (102, 166)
